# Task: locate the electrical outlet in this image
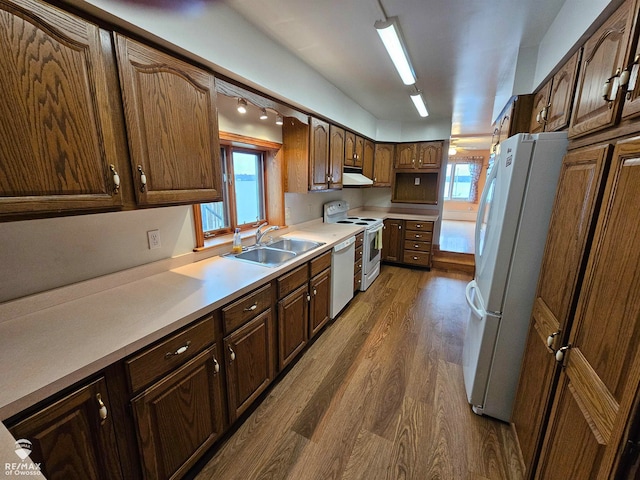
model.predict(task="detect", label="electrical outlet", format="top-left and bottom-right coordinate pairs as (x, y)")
top-left (147, 229), bottom-right (161, 250)
top-left (414, 177), bottom-right (421, 185)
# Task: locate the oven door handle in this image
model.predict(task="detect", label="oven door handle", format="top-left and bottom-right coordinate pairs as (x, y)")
top-left (370, 225), bottom-right (384, 236)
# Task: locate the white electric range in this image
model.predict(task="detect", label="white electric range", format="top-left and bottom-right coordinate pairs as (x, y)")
top-left (323, 201), bottom-right (383, 291)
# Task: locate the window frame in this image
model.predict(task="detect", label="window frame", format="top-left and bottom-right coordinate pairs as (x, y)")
top-left (443, 162), bottom-right (472, 201)
top-left (193, 132), bottom-right (283, 250)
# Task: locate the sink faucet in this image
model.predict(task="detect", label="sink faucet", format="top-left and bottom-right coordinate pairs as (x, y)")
top-left (256, 223), bottom-right (279, 245)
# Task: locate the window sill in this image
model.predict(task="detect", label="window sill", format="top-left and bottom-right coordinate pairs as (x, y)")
top-left (194, 225), bottom-right (289, 254)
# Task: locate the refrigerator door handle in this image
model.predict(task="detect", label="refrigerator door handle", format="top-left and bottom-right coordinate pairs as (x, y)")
top-left (465, 280), bottom-right (486, 318)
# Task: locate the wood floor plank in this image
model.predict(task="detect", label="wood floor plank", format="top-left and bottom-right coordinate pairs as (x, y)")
top-left (193, 267), bottom-right (526, 480)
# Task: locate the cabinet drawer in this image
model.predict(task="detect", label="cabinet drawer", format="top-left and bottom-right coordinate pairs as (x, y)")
top-left (404, 240), bottom-right (431, 253)
top-left (310, 250), bottom-right (332, 277)
top-left (126, 316), bottom-right (214, 393)
top-left (222, 283), bottom-right (272, 334)
top-left (355, 232), bottom-right (364, 248)
top-left (355, 245), bottom-right (364, 262)
top-left (405, 220), bottom-right (433, 232)
top-left (354, 274), bottom-right (362, 291)
top-left (278, 264), bottom-right (309, 298)
top-left (404, 230), bottom-right (433, 242)
top-left (403, 251), bottom-right (431, 267)
top-left (354, 256), bottom-right (363, 272)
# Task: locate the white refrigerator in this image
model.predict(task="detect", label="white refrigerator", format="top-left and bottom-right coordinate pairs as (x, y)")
top-left (462, 132), bottom-right (568, 422)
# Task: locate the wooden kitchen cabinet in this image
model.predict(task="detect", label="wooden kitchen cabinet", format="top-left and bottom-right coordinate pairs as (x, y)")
top-left (328, 124), bottom-right (345, 188)
top-left (131, 346), bottom-right (225, 480)
top-left (343, 131), bottom-right (364, 168)
top-left (512, 144), bottom-right (611, 478)
top-left (362, 139), bottom-right (375, 180)
top-left (621, 18), bottom-right (640, 120)
top-left (394, 142), bottom-right (443, 170)
top-left (382, 218), bottom-right (404, 263)
top-left (402, 220), bottom-right (433, 268)
top-left (0, 0), bottom-right (129, 218)
top-left (283, 117), bottom-right (340, 192)
top-left (114, 34), bottom-right (223, 206)
top-left (309, 252), bottom-right (332, 336)
top-left (492, 95), bottom-right (534, 152)
top-left (568, 0), bottom-right (635, 138)
top-left (9, 377), bottom-right (123, 480)
top-left (371, 143), bottom-right (395, 186)
top-left (529, 50), bottom-right (581, 134)
top-left (224, 309), bottom-right (275, 422)
top-left (533, 136), bottom-right (640, 479)
top-left (354, 232), bottom-right (364, 291)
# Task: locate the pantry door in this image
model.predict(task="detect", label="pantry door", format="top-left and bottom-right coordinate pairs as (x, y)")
top-left (535, 137), bottom-right (640, 478)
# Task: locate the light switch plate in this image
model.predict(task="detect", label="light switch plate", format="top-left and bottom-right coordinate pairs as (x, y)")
top-left (414, 177), bottom-right (420, 185)
top-left (147, 229), bottom-right (161, 249)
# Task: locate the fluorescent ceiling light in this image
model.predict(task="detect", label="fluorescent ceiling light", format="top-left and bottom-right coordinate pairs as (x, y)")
top-left (375, 17), bottom-right (416, 85)
top-left (410, 92), bottom-right (428, 117)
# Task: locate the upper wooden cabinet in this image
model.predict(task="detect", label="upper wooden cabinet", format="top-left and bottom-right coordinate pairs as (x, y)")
top-left (0, 0), bottom-right (128, 218)
top-left (530, 50), bottom-right (581, 134)
top-left (362, 139), bottom-right (375, 180)
top-left (568, 0), bottom-right (635, 138)
top-left (114, 34), bottom-right (222, 206)
top-left (394, 141), bottom-right (443, 170)
top-left (372, 143), bottom-right (394, 186)
top-left (492, 95), bottom-right (534, 152)
top-left (283, 116), bottom-right (340, 192)
top-left (344, 132), bottom-right (364, 168)
top-left (328, 124), bottom-right (344, 188)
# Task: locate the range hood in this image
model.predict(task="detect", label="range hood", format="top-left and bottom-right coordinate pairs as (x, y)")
top-left (342, 170), bottom-right (373, 186)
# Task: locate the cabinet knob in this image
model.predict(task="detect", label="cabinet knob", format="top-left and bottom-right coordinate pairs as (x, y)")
top-left (96, 393), bottom-right (107, 425)
top-left (416, 224), bottom-right (422, 228)
top-left (546, 331), bottom-right (561, 350)
top-left (137, 165), bottom-right (147, 192)
top-left (415, 234), bottom-right (421, 238)
top-left (228, 346), bottom-right (236, 362)
top-left (313, 288), bottom-right (317, 296)
top-left (307, 293), bottom-right (311, 302)
top-left (555, 345), bottom-right (571, 363)
top-left (413, 256), bottom-right (418, 260)
top-left (414, 244), bottom-right (419, 248)
top-left (213, 357), bottom-right (220, 374)
top-left (109, 164), bottom-right (120, 194)
top-left (243, 303), bottom-right (258, 312)
top-left (398, 225), bottom-right (401, 230)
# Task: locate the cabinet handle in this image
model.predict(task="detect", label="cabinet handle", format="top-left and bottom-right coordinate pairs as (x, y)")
top-left (307, 293), bottom-right (311, 302)
top-left (228, 346), bottom-right (236, 362)
top-left (137, 165), bottom-right (147, 192)
top-left (96, 393), bottom-right (107, 425)
top-left (413, 256), bottom-right (418, 260)
top-left (374, 177), bottom-right (377, 182)
top-left (243, 303), bottom-right (258, 312)
top-left (602, 69), bottom-right (621, 107)
top-left (109, 164), bottom-right (120, 194)
top-left (541, 105), bottom-right (550, 122)
top-left (398, 225), bottom-right (402, 230)
top-left (415, 224), bottom-right (422, 228)
top-left (622, 54), bottom-right (640, 98)
top-left (415, 234), bottom-right (422, 238)
top-left (546, 331), bottom-right (561, 351)
top-left (313, 288), bottom-right (317, 296)
top-left (414, 244), bottom-right (420, 248)
top-left (212, 357), bottom-right (220, 374)
top-left (555, 345), bottom-right (571, 363)
top-left (165, 340), bottom-right (191, 359)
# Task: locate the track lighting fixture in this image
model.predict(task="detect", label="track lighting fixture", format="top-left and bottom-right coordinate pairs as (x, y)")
top-left (259, 108), bottom-right (268, 120)
top-left (275, 114), bottom-right (283, 126)
top-left (237, 98), bottom-right (247, 114)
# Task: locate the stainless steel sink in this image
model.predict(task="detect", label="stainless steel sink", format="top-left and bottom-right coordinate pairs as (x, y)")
top-left (267, 238), bottom-right (324, 254)
top-left (230, 247), bottom-right (297, 267)
top-left (225, 237), bottom-right (324, 267)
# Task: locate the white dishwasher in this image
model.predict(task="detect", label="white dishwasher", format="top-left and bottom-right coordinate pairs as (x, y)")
top-left (330, 236), bottom-right (355, 319)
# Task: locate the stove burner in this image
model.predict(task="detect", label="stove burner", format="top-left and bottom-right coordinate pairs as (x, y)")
top-left (347, 217), bottom-right (360, 220)
top-left (360, 218), bottom-right (378, 222)
top-left (337, 220), bottom-right (354, 224)
top-left (355, 222), bottom-right (368, 225)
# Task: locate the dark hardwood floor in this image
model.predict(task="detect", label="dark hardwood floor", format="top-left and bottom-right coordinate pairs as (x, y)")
top-left (194, 266), bottom-right (524, 480)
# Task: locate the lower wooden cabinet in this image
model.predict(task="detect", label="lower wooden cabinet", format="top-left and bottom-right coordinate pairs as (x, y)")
top-left (224, 309), bottom-right (275, 422)
top-left (309, 268), bottom-right (331, 336)
top-left (131, 346), bottom-right (225, 480)
top-left (382, 218), bottom-right (403, 262)
top-left (9, 377), bottom-right (122, 480)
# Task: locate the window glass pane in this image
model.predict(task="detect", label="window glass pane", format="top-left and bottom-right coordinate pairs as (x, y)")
top-left (233, 151), bottom-right (263, 225)
top-left (452, 163), bottom-right (472, 199)
top-left (444, 163), bottom-right (452, 200)
top-left (200, 202), bottom-right (228, 231)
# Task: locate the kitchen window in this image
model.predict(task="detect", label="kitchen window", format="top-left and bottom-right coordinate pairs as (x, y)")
top-left (193, 133), bottom-right (284, 250)
top-left (443, 156), bottom-right (484, 202)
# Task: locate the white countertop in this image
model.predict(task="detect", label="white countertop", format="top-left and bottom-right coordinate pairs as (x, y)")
top-left (0, 210), bottom-right (438, 467)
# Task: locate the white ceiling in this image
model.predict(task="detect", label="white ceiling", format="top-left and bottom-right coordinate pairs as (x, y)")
top-left (222, 0), bottom-right (567, 149)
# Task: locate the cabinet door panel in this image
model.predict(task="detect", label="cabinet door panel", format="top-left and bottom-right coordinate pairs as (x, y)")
top-left (309, 117), bottom-right (330, 191)
top-left (0, 0), bottom-right (125, 216)
top-left (373, 144), bottom-right (394, 186)
top-left (568, 0), bottom-right (633, 138)
top-left (9, 377), bottom-right (122, 480)
top-left (329, 124), bottom-right (344, 188)
top-left (536, 138), bottom-right (640, 478)
top-left (512, 144), bottom-right (610, 475)
top-left (394, 143), bottom-right (416, 169)
top-left (529, 81), bottom-right (551, 134)
top-left (131, 346), bottom-right (224, 480)
top-left (417, 142), bottom-right (442, 168)
top-left (546, 49), bottom-right (581, 132)
top-left (382, 219), bottom-right (403, 262)
top-left (344, 131), bottom-right (355, 167)
top-left (115, 34), bottom-right (222, 206)
top-left (354, 135), bottom-right (364, 168)
top-left (224, 309), bottom-right (274, 422)
top-left (362, 139), bottom-right (375, 180)
top-left (278, 284), bottom-right (309, 369)
top-left (310, 269), bottom-right (331, 337)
